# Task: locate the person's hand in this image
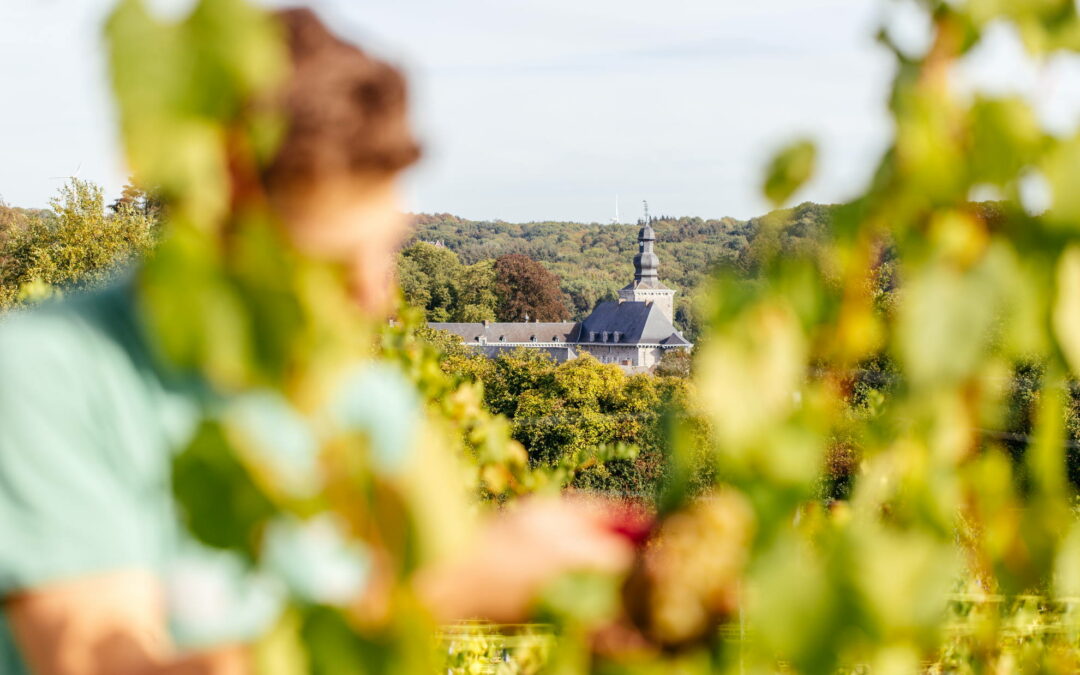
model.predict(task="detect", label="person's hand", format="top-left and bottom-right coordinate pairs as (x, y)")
top-left (6, 570), bottom-right (249, 675)
top-left (414, 496), bottom-right (636, 623)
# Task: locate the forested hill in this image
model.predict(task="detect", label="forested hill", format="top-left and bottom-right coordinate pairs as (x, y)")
top-left (406, 202), bottom-right (836, 326)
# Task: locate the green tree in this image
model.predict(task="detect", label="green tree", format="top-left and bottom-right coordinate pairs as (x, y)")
top-left (454, 259), bottom-right (498, 322)
top-left (0, 179), bottom-right (156, 309)
top-left (482, 347), bottom-right (557, 418)
top-left (472, 348), bottom-right (694, 496)
top-left (396, 241), bottom-right (461, 321)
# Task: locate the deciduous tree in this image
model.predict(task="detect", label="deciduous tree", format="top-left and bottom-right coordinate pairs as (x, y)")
top-left (493, 253), bottom-right (570, 322)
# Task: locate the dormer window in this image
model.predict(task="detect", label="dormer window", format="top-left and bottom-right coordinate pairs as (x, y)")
top-left (602, 331), bottom-right (610, 343)
top-left (530, 335), bottom-right (537, 342)
top-left (613, 332), bottom-right (621, 342)
top-left (589, 331), bottom-right (597, 342)
top-left (499, 335), bottom-right (505, 342)
top-left (553, 336), bottom-right (559, 342)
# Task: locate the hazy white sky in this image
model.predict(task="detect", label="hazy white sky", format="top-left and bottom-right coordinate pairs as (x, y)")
top-left (2, 0), bottom-right (1077, 222)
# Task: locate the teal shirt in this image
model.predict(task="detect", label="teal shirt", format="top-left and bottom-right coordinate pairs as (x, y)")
top-left (0, 281), bottom-right (197, 673)
top-left (0, 280), bottom-right (419, 672)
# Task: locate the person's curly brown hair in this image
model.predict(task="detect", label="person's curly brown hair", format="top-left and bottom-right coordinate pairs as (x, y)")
top-left (263, 8), bottom-right (422, 191)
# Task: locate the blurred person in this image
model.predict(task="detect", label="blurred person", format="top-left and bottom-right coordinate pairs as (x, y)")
top-left (0, 9), bottom-right (632, 675)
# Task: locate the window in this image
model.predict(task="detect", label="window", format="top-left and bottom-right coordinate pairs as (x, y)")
top-left (530, 335), bottom-right (537, 342)
top-left (499, 335), bottom-right (505, 342)
top-left (613, 332), bottom-right (621, 342)
top-left (602, 332), bottom-right (609, 343)
top-left (589, 331), bottom-right (597, 342)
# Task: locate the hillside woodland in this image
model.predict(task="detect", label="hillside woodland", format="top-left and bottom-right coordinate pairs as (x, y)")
top-left (8, 187), bottom-right (1078, 501)
top-left (400, 201), bottom-right (835, 339)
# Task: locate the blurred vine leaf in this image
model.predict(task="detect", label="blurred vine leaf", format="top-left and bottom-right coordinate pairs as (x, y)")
top-left (762, 139), bottom-right (817, 207)
top-left (105, 0), bottom-right (286, 225)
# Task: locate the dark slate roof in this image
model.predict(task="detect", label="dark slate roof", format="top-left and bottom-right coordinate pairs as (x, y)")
top-left (428, 322), bottom-right (580, 344)
top-left (660, 332), bottom-right (692, 346)
top-left (578, 301), bottom-right (687, 345)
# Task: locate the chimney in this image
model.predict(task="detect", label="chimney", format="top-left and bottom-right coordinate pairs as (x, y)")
top-left (483, 320), bottom-right (490, 327)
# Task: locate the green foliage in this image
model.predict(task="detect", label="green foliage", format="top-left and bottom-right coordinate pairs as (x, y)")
top-left (424, 341), bottom-right (706, 497)
top-left (105, 0), bottom-right (286, 226)
top-left (405, 205), bottom-right (837, 340)
top-left (397, 241), bottom-right (462, 321)
top-left (95, 0), bottom-right (1080, 671)
top-left (172, 420), bottom-right (278, 559)
top-left (396, 242), bottom-right (500, 322)
top-left (660, 3), bottom-right (1080, 673)
top-left (654, 348), bottom-right (693, 378)
top-left (456, 259), bottom-right (499, 322)
top-left (438, 623), bottom-right (555, 675)
top-left (763, 138), bottom-right (817, 207)
top-left (0, 179), bottom-right (156, 309)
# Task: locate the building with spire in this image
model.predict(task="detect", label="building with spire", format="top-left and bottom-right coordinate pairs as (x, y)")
top-left (428, 225), bottom-right (692, 372)
top-left (618, 223), bottom-right (676, 323)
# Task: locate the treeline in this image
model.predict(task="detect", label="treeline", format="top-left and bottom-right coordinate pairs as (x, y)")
top-left (406, 203), bottom-right (837, 338)
top-left (406, 201), bottom-right (1080, 501)
top-left (10, 182), bottom-right (1078, 500)
top-left (397, 244), bottom-right (572, 322)
top-left (0, 180), bottom-right (158, 308)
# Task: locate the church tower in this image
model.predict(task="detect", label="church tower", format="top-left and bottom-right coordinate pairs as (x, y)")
top-left (618, 224), bottom-right (677, 323)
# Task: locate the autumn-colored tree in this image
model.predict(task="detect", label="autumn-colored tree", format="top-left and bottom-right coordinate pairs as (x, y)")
top-left (654, 349), bottom-right (693, 378)
top-left (0, 199), bottom-right (27, 231)
top-left (109, 177), bottom-right (165, 221)
top-left (493, 253), bottom-right (570, 322)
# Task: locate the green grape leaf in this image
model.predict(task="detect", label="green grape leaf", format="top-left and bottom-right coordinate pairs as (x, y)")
top-left (1042, 135), bottom-right (1080, 230)
top-left (172, 420), bottom-right (277, 559)
top-left (969, 96), bottom-right (1042, 186)
top-left (762, 139), bottom-right (817, 207)
top-left (896, 257), bottom-right (1001, 387)
top-left (1053, 246), bottom-right (1080, 374)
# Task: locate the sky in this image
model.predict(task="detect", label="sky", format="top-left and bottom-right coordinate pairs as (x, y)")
top-left (2, 0), bottom-right (1078, 223)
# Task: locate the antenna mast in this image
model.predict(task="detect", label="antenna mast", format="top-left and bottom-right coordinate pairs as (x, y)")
top-left (642, 199), bottom-right (650, 225)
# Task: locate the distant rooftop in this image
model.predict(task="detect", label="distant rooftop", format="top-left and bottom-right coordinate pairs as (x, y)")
top-left (428, 321), bottom-right (579, 344)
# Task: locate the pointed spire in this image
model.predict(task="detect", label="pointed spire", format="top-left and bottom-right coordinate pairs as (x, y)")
top-left (633, 224), bottom-right (660, 281)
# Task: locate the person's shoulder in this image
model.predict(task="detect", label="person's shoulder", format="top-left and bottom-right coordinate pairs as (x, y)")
top-left (0, 281), bottom-right (138, 374)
